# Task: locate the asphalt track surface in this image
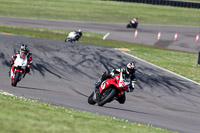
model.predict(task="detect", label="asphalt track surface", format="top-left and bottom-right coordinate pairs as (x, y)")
top-left (0, 17), bottom-right (200, 133)
top-left (0, 16), bottom-right (200, 53)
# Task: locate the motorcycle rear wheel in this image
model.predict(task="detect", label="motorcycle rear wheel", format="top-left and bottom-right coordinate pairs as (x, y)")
top-left (126, 24), bottom-right (131, 28)
top-left (97, 88), bottom-right (116, 106)
top-left (12, 72), bottom-right (20, 87)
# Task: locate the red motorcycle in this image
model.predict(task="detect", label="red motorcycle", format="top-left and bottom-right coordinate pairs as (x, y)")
top-left (88, 72), bottom-right (130, 106)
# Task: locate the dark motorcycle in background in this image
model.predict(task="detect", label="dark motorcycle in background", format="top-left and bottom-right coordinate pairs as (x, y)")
top-left (88, 72), bottom-right (130, 106)
top-left (126, 18), bottom-right (138, 29)
top-left (126, 21), bottom-right (138, 29)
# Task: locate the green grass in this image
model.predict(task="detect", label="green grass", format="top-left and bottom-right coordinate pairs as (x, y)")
top-left (0, 0), bottom-right (199, 26)
top-left (0, 92), bottom-right (177, 133)
top-left (1, 25), bottom-right (200, 84)
top-left (109, 0), bottom-right (200, 2)
top-left (129, 48), bottom-right (200, 83)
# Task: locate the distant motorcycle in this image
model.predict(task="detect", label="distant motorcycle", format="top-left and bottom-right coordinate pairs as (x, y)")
top-left (65, 31), bottom-right (81, 43)
top-left (126, 18), bottom-right (138, 29)
top-left (126, 21), bottom-right (138, 29)
top-left (10, 54), bottom-right (28, 87)
top-left (88, 72), bottom-right (130, 106)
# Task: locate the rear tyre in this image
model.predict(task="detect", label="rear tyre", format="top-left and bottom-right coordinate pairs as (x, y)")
top-left (97, 88), bottom-right (116, 106)
top-left (117, 93), bottom-right (126, 104)
top-left (88, 92), bottom-right (96, 105)
top-left (12, 72), bottom-right (20, 87)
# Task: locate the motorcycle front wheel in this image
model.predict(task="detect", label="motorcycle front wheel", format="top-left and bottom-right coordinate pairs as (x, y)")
top-left (12, 72), bottom-right (20, 87)
top-left (97, 88), bottom-right (116, 106)
top-left (88, 92), bottom-right (96, 105)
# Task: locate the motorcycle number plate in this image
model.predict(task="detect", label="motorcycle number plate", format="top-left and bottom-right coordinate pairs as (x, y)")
top-left (119, 81), bottom-right (125, 87)
top-left (101, 81), bottom-right (109, 90)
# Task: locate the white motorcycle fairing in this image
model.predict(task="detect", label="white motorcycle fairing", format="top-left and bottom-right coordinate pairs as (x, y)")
top-left (11, 54), bottom-right (27, 79)
top-left (68, 32), bottom-right (77, 39)
top-left (118, 72), bottom-right (130, 88)
top-left (66, 31), bottom-right (77, 42)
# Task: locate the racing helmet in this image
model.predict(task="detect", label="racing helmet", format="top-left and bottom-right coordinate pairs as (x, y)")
top-left (20, 44), bottom-right (29, 56)
top-left (78, 29), bottom-right (82, 33)
top-left (126, 62), bottom-right (136, 74)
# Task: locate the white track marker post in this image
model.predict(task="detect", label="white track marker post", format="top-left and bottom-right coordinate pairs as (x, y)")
top-left (103, 33), bottom-right (110, 40)
top-left (157, 32), bottom-right (161, 40)
top-left (196, 34), bottom-right (199, 43)
top-left (134, 29), bottom-right (138, 38)
top-left (174, 32), bottom-right (178, 41)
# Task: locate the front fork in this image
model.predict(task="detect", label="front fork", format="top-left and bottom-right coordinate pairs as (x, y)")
top-left (11, 67), bottom-right (25, 81)
top-left (93, 87), bottom-right (100, 102)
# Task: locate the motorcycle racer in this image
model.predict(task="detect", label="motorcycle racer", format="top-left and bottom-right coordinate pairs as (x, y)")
top-left (75, 29), bottom-right (82, 37)
top-left (10, 44), bottom-right (33, 77)
top-left (127, 17), bottom-right (138, 29)
top-left (65, 29), bottom-right (82, 43)
top-left (95, 62), bottom-right (137, 104)
top-left (74, 29), bottom-right (82, 41)
top-left (131, 18), bottom-right (138, 25)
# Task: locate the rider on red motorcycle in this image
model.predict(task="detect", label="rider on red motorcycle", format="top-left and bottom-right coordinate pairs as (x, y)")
top-left (10, 44), bottom-right (33, 77)
top-left (95, 62), bottom-right (137, 103)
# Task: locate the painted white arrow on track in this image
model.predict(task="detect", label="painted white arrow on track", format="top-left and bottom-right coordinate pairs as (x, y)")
top-left (103, 33), bottom-right (110, 40)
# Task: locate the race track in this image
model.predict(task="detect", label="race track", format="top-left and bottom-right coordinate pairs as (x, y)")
top-left (0, 16), bottom-right (200, 53)
top-left (0, 17), bottom-right (200, 133)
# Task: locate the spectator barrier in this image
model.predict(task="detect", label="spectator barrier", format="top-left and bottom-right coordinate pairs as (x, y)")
top-left (108, 0), bottom-right (200, 9)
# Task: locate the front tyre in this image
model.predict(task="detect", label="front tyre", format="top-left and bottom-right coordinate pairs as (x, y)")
top-left (88, 92), bottom-right (96, 105)
top-left (12, 72), bottom-right (20, 87)
top-left (97, 88), bottom-right (116, 106)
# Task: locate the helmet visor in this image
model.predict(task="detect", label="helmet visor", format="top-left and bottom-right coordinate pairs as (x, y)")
top-left (21, 50), bottom-right (27, 54)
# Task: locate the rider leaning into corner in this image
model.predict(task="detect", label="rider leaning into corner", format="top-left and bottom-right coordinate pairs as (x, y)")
top-left (9, 44), bottom-right (33, 77)
top-left (131, 17), bottom-right (138, 25)
top-left (74, 29), bottom-right (82, 41)
top-left (95, 62), bottom-right (137, 104)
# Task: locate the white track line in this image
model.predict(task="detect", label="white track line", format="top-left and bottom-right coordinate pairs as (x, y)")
top-left (0, 91), bottom-right (14, 96)
top-left (121, 51), bottom-right (200, 86)
top-left (103, 33), bottom-right (110, 40)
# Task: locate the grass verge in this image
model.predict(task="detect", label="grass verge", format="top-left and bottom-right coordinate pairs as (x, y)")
top-left (0, 91), bottom-right (177, 133)
top-left (1, 25), bottom-right (200, 83)
top-left (0, 0), bottom-right (199, 26)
